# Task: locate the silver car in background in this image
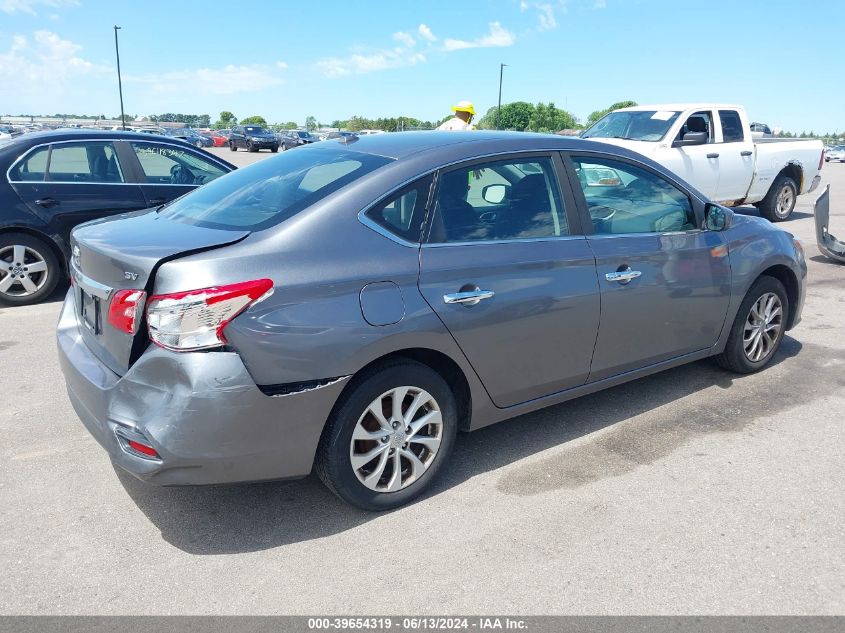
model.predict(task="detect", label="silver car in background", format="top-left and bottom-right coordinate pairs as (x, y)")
top-left (57, 132), bottom-right (807, 510)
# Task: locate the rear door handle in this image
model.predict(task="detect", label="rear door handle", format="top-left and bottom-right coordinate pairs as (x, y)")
top-left (605, 270), bottom-right (642, 283)
top-left (443, 290), bottom-right (495, 306)
top-left (706, 153), bottom-right (720, 159)
top-left (35, 197), bottom-right (59, 208)
top-left (740, 150), bottom-right (753, 157)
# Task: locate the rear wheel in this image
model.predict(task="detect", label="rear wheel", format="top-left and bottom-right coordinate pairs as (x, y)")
top-left (0, 233), bottom-right (60, 306)
top-left (757, 174), bottom-right (798, 222)
top-left (316, 360), bottom-right (457, 511)
top-left (714, 276), bottom-right (789, 374)
top-left (195, 140), bottom-right (203, 148)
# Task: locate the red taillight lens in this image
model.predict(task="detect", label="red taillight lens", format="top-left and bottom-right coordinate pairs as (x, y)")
top-left (108, 289), bottom-right (147, 334)
top-left (146, 279), bottom-right (274, 351)
top-left (127, 439), bottom-right (159, 458)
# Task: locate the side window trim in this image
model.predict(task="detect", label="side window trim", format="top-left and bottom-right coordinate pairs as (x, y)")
top-left (560, 150), bottom-right (706, 236)
top-left (128, 141), bottom-right (228, 186)
top-left (422, 151), bottom-right (575, 246)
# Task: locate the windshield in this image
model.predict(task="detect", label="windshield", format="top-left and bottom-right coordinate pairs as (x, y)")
top-left (244, 126), bottom-right (267, 135)
top-left (582, 110), bottom-right (681, 142)
top-left (159, 148), bottom-right (393, 231)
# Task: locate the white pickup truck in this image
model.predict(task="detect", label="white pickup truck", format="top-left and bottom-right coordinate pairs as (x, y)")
top-left (581, 103), bottom-right (824, 221)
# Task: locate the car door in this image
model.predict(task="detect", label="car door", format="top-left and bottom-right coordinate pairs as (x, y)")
top-left (713, 109), bottom-right (755, 202)
top-left (565, 152), bottom-right (732, 382)
top-left (657, 109), bottom-right (720, 199)
top-left (124, 140), bottom-right (230, 207)
top-left (8, 140), bottom-right (146, 242)
top-left (418, 154), bottom-right (600, 408)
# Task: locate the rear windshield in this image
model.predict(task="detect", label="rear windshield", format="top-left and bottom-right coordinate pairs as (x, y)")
top-left (158, 147), bottom-right (393, 231)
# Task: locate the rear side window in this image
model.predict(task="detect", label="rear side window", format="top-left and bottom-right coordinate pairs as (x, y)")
top-left (365, 176), bottom-right (433, 243)
top-left (159, 148), bottom-right (393, 231)
top-left (131, 142), bottom-right (227, 185)
top-left (719, 110), bottom-right (745, 143)
top-left (48, 142), bottom-right (124, 183)
top-left (9, 146), bottom-right (49, 181)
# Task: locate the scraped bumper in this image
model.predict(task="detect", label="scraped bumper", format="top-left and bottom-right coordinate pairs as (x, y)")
top-left (56, 289), bottom-right (348, 485)
top-left (814, 185), bottom-right (845, 263)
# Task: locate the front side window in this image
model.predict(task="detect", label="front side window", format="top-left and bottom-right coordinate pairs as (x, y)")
top-left (365, 176), bottom-right (432, 243)
top-left (571, 156), bottom-right (696, 235)
top-left (675, 111), bottom-right (714, 144)
top-left (428, 157), bottom-right (567, 243)
top-left (719, 110), bottom-right (745, 143)
top-left (159, 147), bottom-right (393, 231)
top-left (9, 146), bottom-right (49, 181)
top-left (47, 142), bottom-right (124, 183)
top-left (131, 142), bottom-right (227, 185)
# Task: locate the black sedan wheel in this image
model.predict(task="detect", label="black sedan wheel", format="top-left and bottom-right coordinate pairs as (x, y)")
top-left (0, 233), bottom-right (60, 306)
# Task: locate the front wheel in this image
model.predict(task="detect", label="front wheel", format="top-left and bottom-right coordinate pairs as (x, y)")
top-left (0, 233), bottom-right (60, 306)
top-left (195, 140), bottom-right (203, 148)
top-left (229, 142), bottom-right (237, 151)
top-left (714, 276), bottom-right (789, 374)
top-left (757, 174), bottom-right (798, 222)
top-left (271, 145), bottom-right (278, 153)
top-left (248, 143), bottom-right (257, 153)
top-left (316, 360), bottom-right (457, 511)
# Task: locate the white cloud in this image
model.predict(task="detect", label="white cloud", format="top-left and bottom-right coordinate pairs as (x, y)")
top-left (0, 0), bottom-right (77, 15)
top-left (0, 30), bottom-right (105, 83)
top-left (392, 31), bottom-right (416, 47)
top-left (126, 64), bottom-right (285, 95)
top-left (521, 1), bottom-right (566, 30)
top-left (442, 22), bottom-right (516, 51)
top-left (316, 50), bottom-right (426, 78)
top-left (418, 24), bottom-right (437, 42)
top-left (275, 61), bottom-right (288, 69)
top-left (594, 0), bottom-right (606, 7)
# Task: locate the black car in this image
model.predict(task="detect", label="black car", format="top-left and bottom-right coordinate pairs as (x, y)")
top-left (228, 125), bottom-right (279, 152)
top-left (282, 130), bottom-right (319, 147)
top-left (0, 130), bottom-right (235, 306)
top-left (167, 128), bottom-right (214, 148)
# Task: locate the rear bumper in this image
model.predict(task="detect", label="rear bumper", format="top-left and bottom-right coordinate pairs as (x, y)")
top-left (56, 289), bottom-right (348, 486)
top-left (807, 174), bottom-right (822, 194)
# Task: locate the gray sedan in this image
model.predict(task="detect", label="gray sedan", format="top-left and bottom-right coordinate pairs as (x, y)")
top-left (57, 132), bottom-right (807, 510)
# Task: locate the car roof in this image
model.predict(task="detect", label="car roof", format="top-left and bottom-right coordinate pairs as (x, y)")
top-left (4, 128), bottom-right (199, 146)
top-left (616, 103), bottom-right (743, 113)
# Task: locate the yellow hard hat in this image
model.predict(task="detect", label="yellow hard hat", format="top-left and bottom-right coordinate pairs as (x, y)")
top-left (451, 100), bottom-right (476, 116)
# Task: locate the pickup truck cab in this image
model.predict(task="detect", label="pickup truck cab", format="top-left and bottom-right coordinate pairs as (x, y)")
top-left (582, 104), bottom-right (824, 221)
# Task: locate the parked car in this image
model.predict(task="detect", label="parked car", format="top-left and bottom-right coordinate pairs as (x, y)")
top-left (749, 122), bottom-right (773, 138)
top-left (136, 127), bottom-right (167, 136)
top-left (581, 103), bottom-right (825, 221)
top-left (200, 130), bottom-right (228, 147)
top-left (824, 145), bottom-right (845, 162)
top-left (0, 130), bottom-right (235, 305)
top-left (57, 131), bottom-right (806, 510)
top-left (167, 128), bottom-right (214, 148)
top-left (284, 130), bottom-right (320, 146)
top-left (323, 131), bottom-right (357, 141)
top-left (229, 125), bottom-right (279, 152)
top-left (275, 131), bottom-right (300, 150)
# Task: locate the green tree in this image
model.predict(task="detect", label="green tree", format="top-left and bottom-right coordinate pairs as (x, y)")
top-left (479, 101), bottom-right (535, 130)
top-left (240, 115), bottom-right (268, 126)
top-left (214, 111), bottom-right (237, 128)
top-left (527, 102), bottom-right (578, 133)
top-left (586, 100), bottom-right (638, 126)
top-left (305, 115), bottom-right (317, 131)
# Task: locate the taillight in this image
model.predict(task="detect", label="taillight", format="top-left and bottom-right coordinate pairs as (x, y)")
top-left (146, 279), bottom-right (274, 351)
top-left (108, 289), bottom-right (147, 334)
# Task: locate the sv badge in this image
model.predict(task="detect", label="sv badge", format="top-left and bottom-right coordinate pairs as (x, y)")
top-left (124, 271), bottom-right (139, 281)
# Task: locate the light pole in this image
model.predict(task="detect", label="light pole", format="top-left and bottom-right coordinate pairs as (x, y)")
top-left (496, 63), bottom-right (508, 130)
top-left (113, 26), bottom-right (126, 131)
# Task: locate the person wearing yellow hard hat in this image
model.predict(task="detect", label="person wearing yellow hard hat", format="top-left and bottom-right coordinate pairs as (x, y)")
top-left (437, 100), bottom-right (477, 131)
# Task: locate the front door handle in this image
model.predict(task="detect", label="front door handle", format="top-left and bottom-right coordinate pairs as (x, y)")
top-left (740, 150), bottom-right (753, 157)
top-left (706, 153), bottom-right (720, 159)
top-left (605, 269), bottom-right (642, 283)
top-left (35, 197), bottom-right (59, 208)
top-left (443, 289), bottom-right (495, 306)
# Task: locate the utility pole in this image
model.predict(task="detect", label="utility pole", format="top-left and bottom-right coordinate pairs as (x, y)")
top-left (113, 26), bottom-right (126, 131)
top-left (496, 63), bottom-right (508, 130)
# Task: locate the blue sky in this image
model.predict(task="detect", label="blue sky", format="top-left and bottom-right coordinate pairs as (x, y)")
top-left (1, 0), bottom-right (842, 131)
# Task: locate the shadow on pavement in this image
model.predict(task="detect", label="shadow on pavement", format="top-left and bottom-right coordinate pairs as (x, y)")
top-left (117, 335), bottom-right (843, 556)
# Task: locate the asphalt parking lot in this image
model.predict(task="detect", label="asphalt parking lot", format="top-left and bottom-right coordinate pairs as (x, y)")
top-left (1, 153), bottom-right (843, 615)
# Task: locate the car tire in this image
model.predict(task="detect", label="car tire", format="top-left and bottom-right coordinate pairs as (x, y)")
top-left (229, 142), bottom-right (237, 151)
top-left (757, 174), bottom-right (798, 222)
top-left (315, 359), bottom-right (458, 511)
top-left (0, 233), bottom-right (61, 307)
top-left (195, 141), bottom-right (203, 148)
top-left (271, 145), bottom-right (278, 153)
top-left (714, 275), bottom-right (789, 374)
top-left (248, 143), bottom-right (257, 153)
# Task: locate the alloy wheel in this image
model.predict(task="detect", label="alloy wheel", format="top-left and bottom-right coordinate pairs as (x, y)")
top-left (743, 292), bottom-right (783, 362)
top-left (775, 185), bottom-right (795, 218)
top-left (349, 386), bottom-right (443, 493)
top-left (0, 244), bottom-right (49, 298)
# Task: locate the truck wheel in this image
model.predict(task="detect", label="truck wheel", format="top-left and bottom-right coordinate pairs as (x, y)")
top-left (757, 174), bottom-right (798, 222)
top-left (714, 276), bottom-right (789, 374)
top-left (0, 233), bottom-right (60, 306)
top-left (315, 360), bottom-right (457, 511)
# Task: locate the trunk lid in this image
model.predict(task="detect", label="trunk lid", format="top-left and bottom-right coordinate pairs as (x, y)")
top-left (70, 209), bottom-right (249, 375)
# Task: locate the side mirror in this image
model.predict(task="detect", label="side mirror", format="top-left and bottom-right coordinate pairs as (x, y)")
top-left (673, 131), bottom-right (707, 148)
top-left (705, 204), bottom-right (734, 231)
top-left (482, 183), bottom-right (509, 204)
